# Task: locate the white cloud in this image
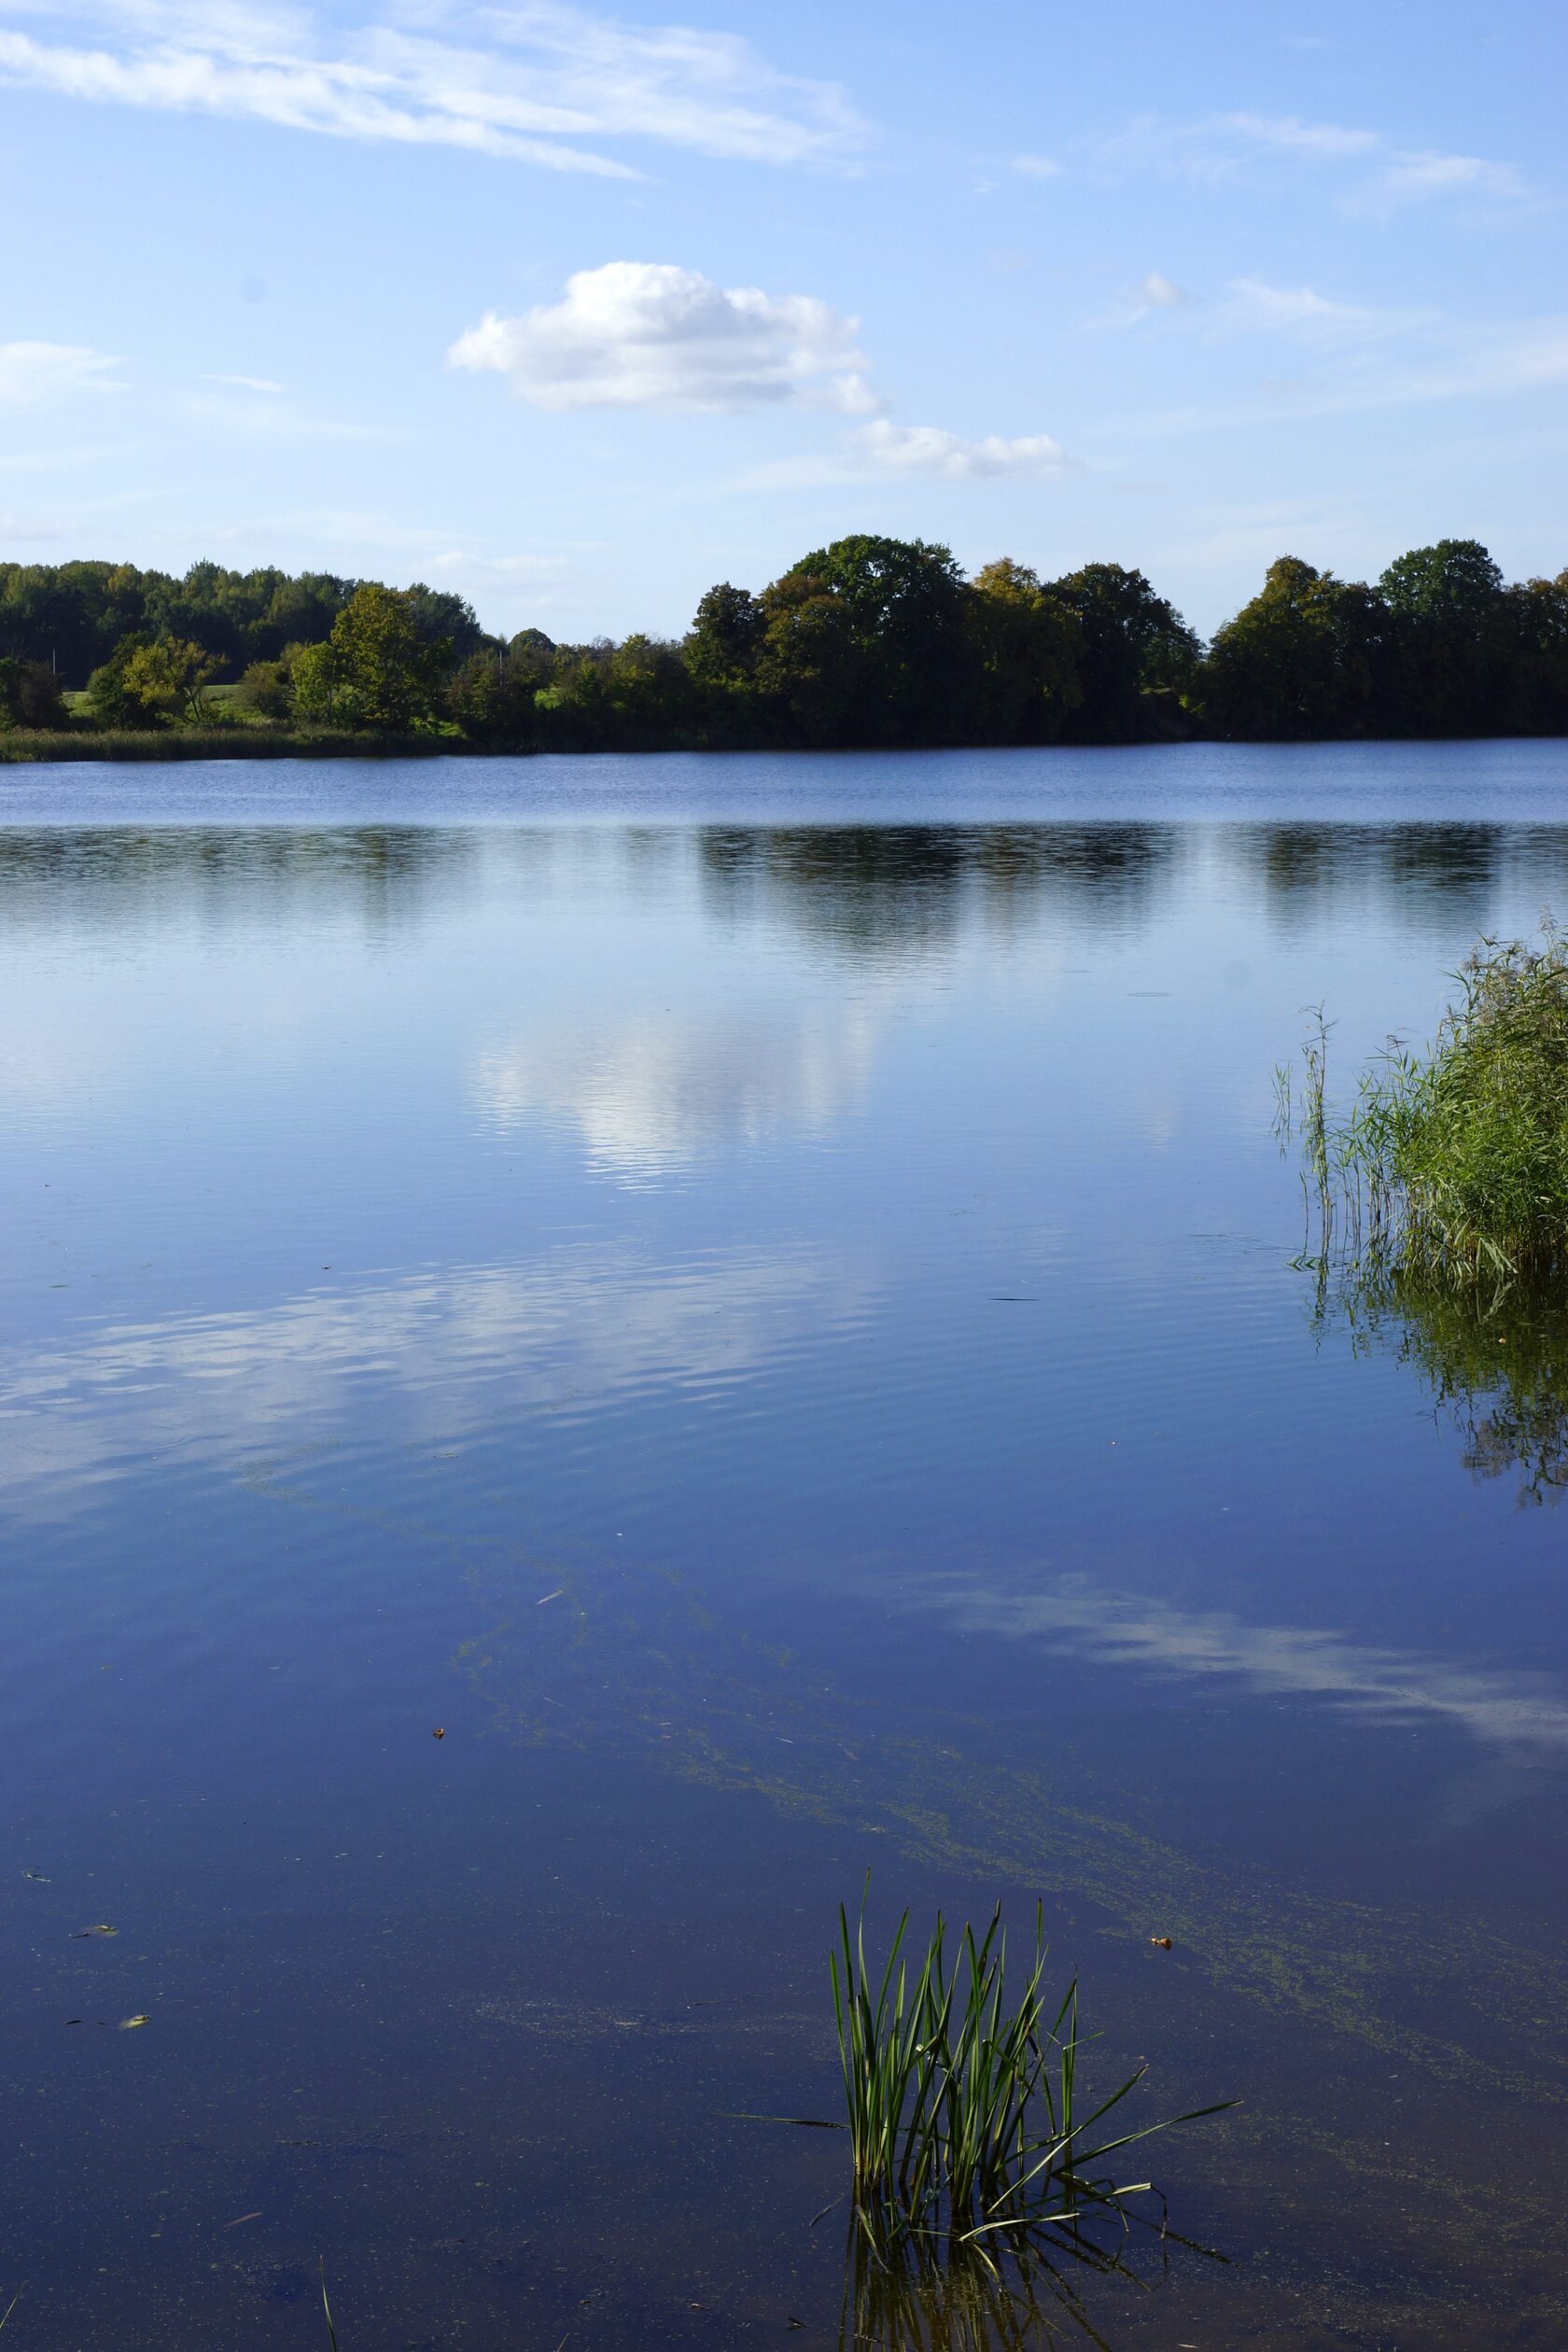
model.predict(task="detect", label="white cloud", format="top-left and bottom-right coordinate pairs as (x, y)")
top-left (1376, 149), bottom-right (1529, 205)
top-left (1010, 152), bottom-right (1059, 178)
top-left (854, 418), bottom-right (1069, 479)
top-left (0, 0), bottom-right (864, 175)
top-left (1138, 271), bottom-right (1193, 310)
top-left (0, 340), bottom-right (122, 402)
top-left (1214, 109), bottom-right (1379, 160)
top-left (448, 260), bottom-right (871, 413)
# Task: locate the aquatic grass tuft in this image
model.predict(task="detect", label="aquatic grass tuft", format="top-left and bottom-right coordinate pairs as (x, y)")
top-left (319, 2264), bottom-right (340, 2351)
top-left (826, 1891), bottom-right (1232, 2267)
top-left (1282, 924), bottom-right (1568, 1284)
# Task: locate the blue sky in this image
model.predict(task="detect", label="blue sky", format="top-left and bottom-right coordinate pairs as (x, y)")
top-left (1, 0), bottom-right (1563, 639)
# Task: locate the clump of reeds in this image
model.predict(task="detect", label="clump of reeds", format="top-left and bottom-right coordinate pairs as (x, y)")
top-left (828, 1897), bottom-right (1230, 2267)
top-left (1280, 924), bottom-right (1568, 1283)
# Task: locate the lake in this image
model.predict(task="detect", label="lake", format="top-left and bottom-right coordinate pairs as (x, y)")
top-left (4, 738), bottom-right (1568, 2349)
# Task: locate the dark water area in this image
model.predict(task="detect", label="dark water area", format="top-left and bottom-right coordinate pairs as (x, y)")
top-left (4, 739), bottom-right (1568, 2348)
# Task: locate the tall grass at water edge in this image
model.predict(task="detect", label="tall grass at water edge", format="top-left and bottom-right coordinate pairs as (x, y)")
top-left (828, 1897), bottom-right (1231, 2270)
top-left (1278, 924), bottom-right (1568, 1283)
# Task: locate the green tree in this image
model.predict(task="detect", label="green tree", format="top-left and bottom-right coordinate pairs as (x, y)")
top-left (1049, 563), bottom-right (1200, 740)
top-left (292, 584), bottom-right (448, 731)
top-left (683, 583), bottom-right (766, 693)
top-left (87, 633), bottom-right (216, 725)
top-left (755, 571), bottom-right (865, 747)
top-left (1503, 572), bottom-right (1568, 735)
top-left (781, 536), bottom-right (971, 744)
top-left (1379, 539), bottom-right (1509, 735)
top-left (448, 633), bottom-right (556, 746)
top-left (0, 655), bottom-right (66, 729)
top-left (1202, 556), bottom-right (1387, 739)
top-left (964, 559), bottom-right (1083, 743)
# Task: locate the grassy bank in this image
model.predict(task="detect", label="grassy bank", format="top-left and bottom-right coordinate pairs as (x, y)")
top-left (0, 727), bottom-right (450, 763)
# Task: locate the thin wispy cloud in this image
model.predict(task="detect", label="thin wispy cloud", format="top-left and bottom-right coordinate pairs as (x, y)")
top-left (1377, 149), bottom-right (1528, 204)
top-left (1211, 275), bottom-right (1433, 345)
top-left (449, 261), bottom-right (874, 413)
top-left (0, 340), bottom-right (123, 402)
top-left (1097, 107), bottom-right (1532, 212)
top-left (0, 0), bottom-right (865, 175)
top-left (1096, 271), bottom-right (1435, 347)
top-left (1113, 313), bottom-right (1568, 437)
top-left (203, 371), bottom-right (286, 393)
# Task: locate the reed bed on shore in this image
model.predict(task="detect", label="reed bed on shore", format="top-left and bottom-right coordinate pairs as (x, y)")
top-left (1279, 925), bottom-right (1568, 1282)
top-left (0, 727), bottom-right (446, 763)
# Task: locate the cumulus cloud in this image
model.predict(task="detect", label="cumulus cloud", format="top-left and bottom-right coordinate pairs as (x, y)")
top-left (448, 261), bottom-right (871, 413)
top-left (0, 340), bottom-right (122, 402)
top-left (854, 419), bottom-right (1068, 479)
top-left (0, 0), bottom-right (864, 175)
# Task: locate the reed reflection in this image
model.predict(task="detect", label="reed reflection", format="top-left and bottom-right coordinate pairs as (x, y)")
top-left (839, 2215), bottom-right (1207, 2352)
top-left (1312, 1259), bottom-right (1568, 1506)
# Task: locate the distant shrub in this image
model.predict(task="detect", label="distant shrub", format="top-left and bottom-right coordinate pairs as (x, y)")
top-left (232, 656), bottom-right (296, 721)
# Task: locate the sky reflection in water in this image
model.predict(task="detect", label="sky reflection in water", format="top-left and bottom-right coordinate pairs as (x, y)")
top-left (4, 743), bottom-right (1568, 2349)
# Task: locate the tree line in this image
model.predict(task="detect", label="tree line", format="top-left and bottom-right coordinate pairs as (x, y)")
top-left (1, 537), bottom-right (1564, 749)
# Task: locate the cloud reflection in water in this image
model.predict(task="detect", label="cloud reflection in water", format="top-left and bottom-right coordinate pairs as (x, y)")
top-left (925, 1573), bottom-right (1568, 1759)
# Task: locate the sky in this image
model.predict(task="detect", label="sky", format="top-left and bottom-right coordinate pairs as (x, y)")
top-left (0, 0), bottom-right (1563, 641)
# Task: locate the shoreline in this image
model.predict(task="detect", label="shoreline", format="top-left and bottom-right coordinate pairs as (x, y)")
top-left (7, 725), bottom-right (1568, 766)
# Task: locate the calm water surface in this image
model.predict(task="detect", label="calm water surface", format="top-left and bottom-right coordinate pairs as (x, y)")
top-left (5, 741), bottom-right (1568, 2348)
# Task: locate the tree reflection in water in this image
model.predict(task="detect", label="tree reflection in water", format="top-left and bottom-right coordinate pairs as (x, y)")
top-left (1309, 1260), bottom-right (1568, 1505)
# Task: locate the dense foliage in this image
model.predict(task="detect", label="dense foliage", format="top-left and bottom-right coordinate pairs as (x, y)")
top-left (1, 535), bottom-right (1564, 749)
